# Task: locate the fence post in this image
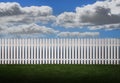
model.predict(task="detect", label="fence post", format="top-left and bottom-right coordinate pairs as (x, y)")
top-left (74, 39), bottom-right (77, 64)
top-left (83, 39), bottom-right (86, 64)
top-left (54, 39), bottom-right (56, 64)
top-left (16, 39), bottom-right (18, 64)
top-left (19, 39), bottom-right (21, 64)
top-left (57, 38), bottom-right (59, 64)
top-left (13, 39), bottom-right (15, 64)
top-left (111, 38), bottom-right (113, 64)
top-left (86, 39), bottom-right (89, 64)
top-left (48, 39), bottom-right (50, 64)
top-left (39, 39), bottom-right (42, 64)
top-left (117, 39), bottom-right (119, 64)
top-left (27, 39), bottom-right (30, 64)
top-left (2, 39), bottom-right (4, 64)
top-left (66, 38), bottom-right (68, 64)
top-left (78, 39), bottom-right (80, 64)
top-left (90, 39), bottom-right (92, 64)
top-left (25, 39), bottom-right (27, 64)
top-left (44, 39), bottom-right (46, 64)
top-left (71, 39), bottom-right (74, 64)
top-left (36, 39), bottom-right (39, 64)
top-left (10, 39), bottom-right (12, 64)
top-left (113, 38), bottom-right (116, 64)
top-left (4, 39), bottom-right (7, 64)
top-left (96, 39), bottom-right (98, 64)
top-left (22, 39), bottom-right (24, 64)
top-left (51, 38), bottom-right (53, 64)
top-left (60, 39), bottom-right (62, 64)
top-left (68, 39), bottom-right (71, 64)
top-left (108, 39), bottom-right (110, 64)
top-left (98, 39), bottom-right (101, 64)
top-left (92, 39), bottom-right (95, 64)
top-left (0, 39), bottom-right (1, 64)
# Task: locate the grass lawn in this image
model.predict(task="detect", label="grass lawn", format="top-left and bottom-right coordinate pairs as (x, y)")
top-left (0, 65), bottom-right (120, 83)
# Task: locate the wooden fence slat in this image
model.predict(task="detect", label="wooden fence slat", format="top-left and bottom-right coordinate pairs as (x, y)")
top-left (0, 38), bottom-right (119, 64)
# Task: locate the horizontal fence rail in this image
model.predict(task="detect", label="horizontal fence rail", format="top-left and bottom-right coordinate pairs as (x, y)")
top-left (0, 38), bottom-right (120, 64)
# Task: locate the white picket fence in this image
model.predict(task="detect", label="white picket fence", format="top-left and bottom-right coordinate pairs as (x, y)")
top-left (0, 38), bottom-right (120, 64)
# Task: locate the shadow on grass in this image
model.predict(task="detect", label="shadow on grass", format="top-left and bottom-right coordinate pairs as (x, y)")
top-left (0, 74), bottom-right (119, 83)
top-left (0, 64), bottom-right (120, 83)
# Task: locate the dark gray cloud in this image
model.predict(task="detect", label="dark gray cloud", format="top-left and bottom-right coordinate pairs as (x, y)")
top-left (0, 2), bottom-right (22, 16)
top-left (56, 0), bottom-right (120, 30)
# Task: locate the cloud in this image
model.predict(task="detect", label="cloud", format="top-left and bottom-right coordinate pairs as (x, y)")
top-left (0, 23), bottom-right (59, 35)
top-left (57, 32), bottom-right (99, 37)
top-left (0, 2), bottom-right (56, 24)
top-left (89, 23), bottom-right (120, 30)
top-left (56, 0), bottom-right (120, 30)
top-left (0, 2), bottom-right (22, 16)
top-left (55, 12), bottom-right (78, 28)
top-left (0, 2), bottom-right (58, 38)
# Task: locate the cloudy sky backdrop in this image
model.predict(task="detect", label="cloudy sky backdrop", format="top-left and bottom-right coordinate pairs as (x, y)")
top-left (0, 0), bottom-right (119, 38)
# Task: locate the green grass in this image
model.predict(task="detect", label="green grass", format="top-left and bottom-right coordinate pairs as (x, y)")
top-left (0, 65), bottom-right (120, 83)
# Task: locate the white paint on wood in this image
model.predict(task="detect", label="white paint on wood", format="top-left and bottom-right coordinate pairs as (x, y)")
top-left (108, 39), bottom-right (110, 64)
top-left (72, 39), bottom-right (75, 64)
top-left (0, 38), bottom-right (119, 64)
top-left (117, 39), bottom-right (119, 64)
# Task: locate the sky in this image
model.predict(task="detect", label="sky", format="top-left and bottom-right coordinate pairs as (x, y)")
top-left (0, 0), bottom-right (119, 38)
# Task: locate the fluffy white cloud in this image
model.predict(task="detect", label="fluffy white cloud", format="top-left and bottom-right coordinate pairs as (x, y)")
top-left (57, 32), bottom-right (99, 37)
top-left (56, 0), bottom-right (120, 30)
top-left (23, 6), bottom-right (52, 16)
top-left (55, 12), bottom-right (78, 28)
top-left (0, 2), bottom-right (58, 37)
top-left (0, 23), bottom-right (59, 34)
top-left (0, 2), bottom-right (56, 24)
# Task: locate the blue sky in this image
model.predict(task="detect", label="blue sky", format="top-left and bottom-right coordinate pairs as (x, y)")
top-left (0, 0), bottom-right (119, 38)
top-left (0, 0), bottom-right (105, 14)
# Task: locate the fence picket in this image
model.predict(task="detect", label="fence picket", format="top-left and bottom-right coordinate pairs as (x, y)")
top-left (0, 38), bottom-right (119, 64)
